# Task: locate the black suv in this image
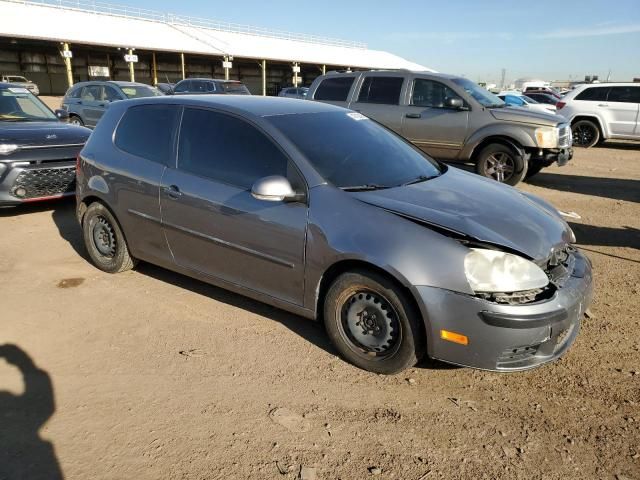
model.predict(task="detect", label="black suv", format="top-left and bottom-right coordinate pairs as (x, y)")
top-left (171, 78), bottom-right (251, 95)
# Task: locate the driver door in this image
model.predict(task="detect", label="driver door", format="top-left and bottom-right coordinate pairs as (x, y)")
top-left (400, 78), bottom-right (469, 160)
top-left (160, 107), bottom-right (308, 305)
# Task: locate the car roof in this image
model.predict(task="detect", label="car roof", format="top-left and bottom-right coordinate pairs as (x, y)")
top-left (121, 95), bottom-right (344, 118)
top-left (0, 82), bottom-right (31, 90)
top-left (324, 70), bottom-right (460, 80)
top-left (69, 81), bottom-right (152, 88)
top-left (179, 78), bottom-right (244, 83)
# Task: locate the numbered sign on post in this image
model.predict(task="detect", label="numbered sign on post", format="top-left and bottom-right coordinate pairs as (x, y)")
top-left (222, 60), bottom-right (233, 69)
top-left (124, 54), bottom-right (139, 63)
top-left (62, 50), bottom-right (73, 59)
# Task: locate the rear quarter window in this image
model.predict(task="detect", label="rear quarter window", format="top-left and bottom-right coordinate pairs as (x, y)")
top-left (575, 87), bottom-right (610, 102)
top-left (314, 77), bottom-right (355, 101)
top-left (357, 76), bottom-right (404, 105)
top-left (114, 104), bottom-right (180, 165)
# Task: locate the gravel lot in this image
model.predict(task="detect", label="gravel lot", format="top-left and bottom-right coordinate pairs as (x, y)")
top-left (1, 108), bottom-right (639, 479)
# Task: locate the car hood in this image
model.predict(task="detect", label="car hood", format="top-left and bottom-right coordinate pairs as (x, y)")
top-left (351, 168), bottom-right (572, 261)
top-left (0, 121), bottom-right (90, 147)
top-left (490, 106), bottom-right (562, 126)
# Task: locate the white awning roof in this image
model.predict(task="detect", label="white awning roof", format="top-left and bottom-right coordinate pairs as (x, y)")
top-left (0, 0), bottom-right (434, 71)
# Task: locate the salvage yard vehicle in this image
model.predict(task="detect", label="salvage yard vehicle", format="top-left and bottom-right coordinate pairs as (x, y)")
top-left (556, 83), bottom-right (640, 148)
top-left (171, 78), bottom-right (251, 95)
top-left (497, 92), bottom-right (557, 114)
top-left (0, 83), bottom-right (90, 205)
top-left (62, 81), bottom-right (162, 128)
top-left (278, 87), bottom-right (309, 99)
top-left (307, 70), bottom-right (573, 185)
top-left (76, 95), bottom-right (593, 374)
top-left (1, 75), bottom-right (39, 95)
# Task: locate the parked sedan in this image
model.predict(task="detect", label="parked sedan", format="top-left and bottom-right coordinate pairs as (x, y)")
top-left (498, 92), bottom-right (557, 114)
top-left (524, 92), bottom-right (559, 106)
top-left (1, 75), bottom-right (39, 95)
top-left (278, 87), bottom-right (309, 99)
top-left (76, 96), bottom-right (592, 374)
top-left (0, 83), bottom-right (90, 205)
top-left (155, 83), bottom-right (175, 95)
top-left (171, 78), bottom-right (251, 95)
top-left (62, 81), bottom-right (162, 128)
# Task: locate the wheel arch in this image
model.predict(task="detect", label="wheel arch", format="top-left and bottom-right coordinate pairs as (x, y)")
top-left (571, 115), bottom-right (606, 139)
top-left (77, 196), bottom-right (131, 251)
top-left (469, 135), bottom-right (527, 162)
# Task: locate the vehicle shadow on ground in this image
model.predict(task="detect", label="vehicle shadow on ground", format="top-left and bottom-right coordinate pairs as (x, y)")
top-left (0, 344), bottom-right (63, 480)
top-left (527, 173), bottom-right (640, 203)
top-left (597, 141), bottom-right (640, 151)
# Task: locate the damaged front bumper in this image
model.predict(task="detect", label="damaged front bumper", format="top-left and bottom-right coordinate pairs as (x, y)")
top-left (415, 249), bottom-right (593, 371)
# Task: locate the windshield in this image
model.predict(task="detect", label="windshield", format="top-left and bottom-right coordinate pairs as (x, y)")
top-left (120, 85), bottom-right (162, 99)
top-left (221, 82), bottom-right (251, 95)
top-left (268, 111), bottom-right (442, 189)
top-left (0, 88), bottom-right (57, 122)
top-left (451, 78), bottom-right (504, 107)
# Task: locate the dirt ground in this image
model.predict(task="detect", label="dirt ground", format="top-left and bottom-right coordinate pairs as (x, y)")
top-left (1, 118), bottom-right (639, 478)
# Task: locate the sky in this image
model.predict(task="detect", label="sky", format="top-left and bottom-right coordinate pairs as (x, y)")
top-left (131, 0), bottom-right (638, 84)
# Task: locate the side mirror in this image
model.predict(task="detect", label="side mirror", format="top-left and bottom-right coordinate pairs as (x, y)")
top-left (54, 109), bottom-right (69, 121)
top-left (251, 175), bottom-right (302, 202)
top-left (445, 97), bottom-right (464, 109)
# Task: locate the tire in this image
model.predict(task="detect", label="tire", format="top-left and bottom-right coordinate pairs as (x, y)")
top-left (571, 120), bottom-right (600, 148)
top-left (475, 143), bottom-right (527, 186)
top-left (525, 162), bottom-right (544, 180)
top-left (82, 202), bottom-right (136, 273)
top-left (69, 115), bottom-right (84, 126)
top-left (323, 270), bottom-right (426, 375)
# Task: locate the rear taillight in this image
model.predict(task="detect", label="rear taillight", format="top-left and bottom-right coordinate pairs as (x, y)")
top-left (556, 101), bottom-right (566, 110)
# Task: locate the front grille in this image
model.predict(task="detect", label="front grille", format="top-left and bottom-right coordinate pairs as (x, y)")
top-left (497, 344), bottom-right (540, 368)
top-left (12, 166), bottom-right (76, 199)
top-left (558, 124), bottom-right (572, 148)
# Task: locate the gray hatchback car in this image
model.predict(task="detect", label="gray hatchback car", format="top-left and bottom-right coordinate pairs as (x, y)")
top-left (76, 95), bottom-right (593, 374)
top-left (62, 81), bottom-right (161, 128)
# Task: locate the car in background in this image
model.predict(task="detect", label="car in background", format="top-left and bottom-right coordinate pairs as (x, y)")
top-left (1, 75), bottom-right (39, 95)
top-left (155, 83), bottom-right (175, 95)
top-left (278, 87), bottom-right (309, 99)
top-left (524, 92), bottom-right (559, 106)
top-left (556, 83), bottom-right (640, 147)
top-left (524, 86), bottom-right (562, 99)
top-left (497, 92), bottom-right (557, 114)
top-left (0, 83), bottom-right (90, 205)
top-left (76, 95), bottom-right (592, 374)
top-left (171, 78), bottom-right (251, 95)
top-left (307, 70), bottom-right (572, 185)
top-left (62, 81), bottom-right (162, 128)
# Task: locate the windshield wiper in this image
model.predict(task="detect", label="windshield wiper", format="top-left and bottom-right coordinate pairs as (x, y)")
top-left (340, 183), bottom-right (391, 192)
top-left (401, 174), bottom-right (439, 186)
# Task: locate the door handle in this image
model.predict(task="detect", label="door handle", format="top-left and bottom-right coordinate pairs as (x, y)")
top-left (598, 104), bottom-right (609, 107)
top-left (405, 113), bottom-right (422, 119)
top-left (163, 185), bottom-right (182, 199)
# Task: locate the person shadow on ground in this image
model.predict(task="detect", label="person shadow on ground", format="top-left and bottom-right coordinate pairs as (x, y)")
top-left (0, 344), bottom-right (63, 480)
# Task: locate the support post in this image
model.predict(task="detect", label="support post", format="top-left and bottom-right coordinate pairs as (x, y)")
top-left (322, 64), bottom-right (326, 75)
top-left (152, 52), bottom-right (158, 86)
top-left (293, 62), bottom-right (299, 86)
top-left (62, 42), bottom-right (73, 88)
top-left (224, 55), bottom-right (230, 80)
top-left (180, 52), bottom-right (185, 80)
top-left (128, 48), bottom-right (135, 82)
top-left (261, 59), bottom-right (266, 96)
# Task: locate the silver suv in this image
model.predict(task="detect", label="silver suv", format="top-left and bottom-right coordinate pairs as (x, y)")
top-left (308, 70), bottom-right (573, 185)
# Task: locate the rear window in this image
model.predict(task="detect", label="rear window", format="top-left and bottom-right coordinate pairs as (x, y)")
top-left (575, 87), bottom-right (610, 102)
top-left (221, 82), bottom-right (250, 95)
top-left (120, 85), bottom-right (162, 99)
top-left (357, 76), bottom-right (404, 105)
top-left (314, 77), bottom-right (355, 101)
top-left (115, 105), bottom-right (179, 165)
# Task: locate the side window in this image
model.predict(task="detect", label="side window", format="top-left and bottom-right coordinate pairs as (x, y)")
top-left (607, 86), bottom-right (640, 103)
top-left (174, 80), bottom-right (190, 93)
top-left (178, 108), bottom-right (291, 190)
top-left (114, 105), bottom-right (179, 165)
top-left (69, 86), bottom-right (82, 99)
top-left (357, 76), bottom-right (404, 105)
top-left (575, 87), bottom-right (609, 101)
top-left (314, 77), bottom-right (355, 101)
top-left (506, 95), bottom-right (524, 106)
top-left (206, 82), bottom-right (216, 93)
top-left (411, 79), bottom-right (462, 108)
top-left (103, 86), bottom-right (120, 102)
top-left (81, 85), bottom-right (101, 101)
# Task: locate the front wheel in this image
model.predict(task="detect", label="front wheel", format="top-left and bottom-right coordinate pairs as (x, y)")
top-left (323, 270), bottom-right (426, 374)
top-left (82, 202), bottom-right (136, 273)
top-left (475, 143), bottom-right (527, 186)
top-left (571, 120), bottom-right (600, 148)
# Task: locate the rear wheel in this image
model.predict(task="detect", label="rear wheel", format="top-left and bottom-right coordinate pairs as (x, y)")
top-left (475, 143), bottom-right (527, 186)
top-left (571, 120), bottom-right (600, 148)
top-left (82, 202), bottom-right (136, 273)
top-left (323, 270), bottom-right (425, 374)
